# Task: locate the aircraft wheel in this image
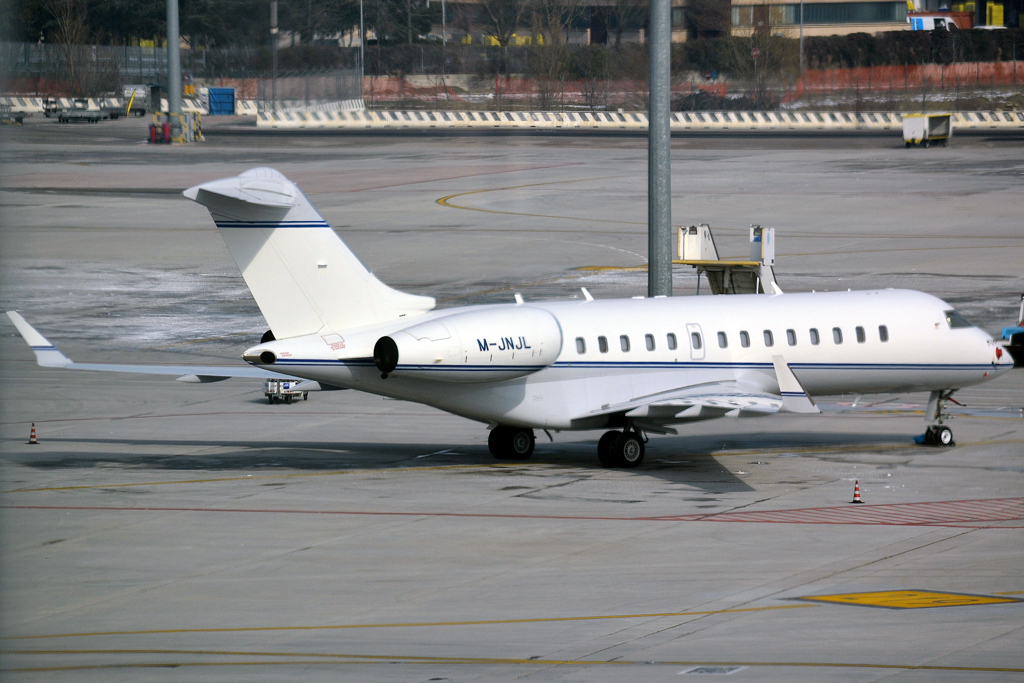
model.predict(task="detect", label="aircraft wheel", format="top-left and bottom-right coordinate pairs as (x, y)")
top-left (268, 396), bottom-right (274, 404)
top-left (937, 426), bottom-right (954, 446)
top-left (488, 426), bottom-right (535, 460)
top-left (303, 392), bottom-right (308, 400)
top-left (923, 139), bottom-right (930, 148)
top-left (613, 432), bottom-right (645, 468)
top-left (905, 141), bottom-right (912, 148)
top-left (598, 431), bottom-right (620, 468)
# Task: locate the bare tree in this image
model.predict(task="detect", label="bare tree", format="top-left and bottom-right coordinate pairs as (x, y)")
top-left (611, 0), bottom-right (646, 46)
top-left (479, 0), bottom-right (527, 47)
top-left (529, 0), bottom-right (585, 46)
top-left (41, 0), bottom-right (91, 96)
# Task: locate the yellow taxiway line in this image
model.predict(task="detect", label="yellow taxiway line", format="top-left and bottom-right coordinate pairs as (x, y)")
top-left (4, 604), bottom-right (812, 640)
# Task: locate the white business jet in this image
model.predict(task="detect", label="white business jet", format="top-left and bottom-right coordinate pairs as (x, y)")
top-left (8, 168), bottom-right (1015, 467)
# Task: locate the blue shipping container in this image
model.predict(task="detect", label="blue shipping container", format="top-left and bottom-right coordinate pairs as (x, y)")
top-left (207, 88), bottom-right (235, 116)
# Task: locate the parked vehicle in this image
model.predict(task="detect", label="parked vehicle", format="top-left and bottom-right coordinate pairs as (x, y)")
top-left (909, 15), bottom-right (962, 29)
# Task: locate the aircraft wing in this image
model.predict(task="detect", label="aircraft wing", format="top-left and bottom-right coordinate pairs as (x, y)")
top-left (6, 311), bottom-right (302, 383)
top-left (582, 381), bottom-right (781, 423)
top-left (575, 357), bottom-right (819, 434)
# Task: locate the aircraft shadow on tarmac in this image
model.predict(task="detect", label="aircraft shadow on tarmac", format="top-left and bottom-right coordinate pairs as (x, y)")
top-left (8, 430), bottom-right (910, 493)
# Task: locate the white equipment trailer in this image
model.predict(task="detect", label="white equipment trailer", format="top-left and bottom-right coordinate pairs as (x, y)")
top-left (263, 378), bottom-right (308, 404)
top-left (903, 113), bottom-right (952, 147)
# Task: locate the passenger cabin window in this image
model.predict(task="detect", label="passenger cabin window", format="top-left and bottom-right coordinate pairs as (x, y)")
top-left (810, 328), bottom-right (820, 345)
top-left (598, 336), bottom-right (608, 353)
top-left (856, 326), bottom-right (866, 343)
top-left (763, 330), bottom-right (774, 347)
top-left (945, 310), bottom-right (974, 329)
top-left (575, 337), bottom-right (586, 354)
top-left (645, 334), bottom-right (655, 351)
top-left (833, 327), bottom-right (843, 344)
top-left (740, 331), bottom-right (750, 348)
top-left (787, 329), bottom-right (796, 346)
top-left (667, 333), bottom-right (677, 350)
top-left (879, 325), bottom-right (889, 342)
top-left (690, 332), bottom-right (702, 350)
top-left (620, 335), bottom-right (630, 352)
top-left (718, 331), bottom-right (728, 348)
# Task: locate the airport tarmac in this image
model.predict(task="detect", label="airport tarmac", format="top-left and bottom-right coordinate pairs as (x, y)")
top-left (0, 116), bottom-right (1022, 681)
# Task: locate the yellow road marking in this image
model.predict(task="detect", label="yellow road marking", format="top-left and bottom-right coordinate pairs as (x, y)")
top-left (799, 590), bottom-right (1021, 609)
top-left (436, 176), bottom-right (640, 225)
top-left (2, 651), bottom-right (1022, 673)
top-left (435, 181), bottom-right (1024, 243)
top-left (1, 463), bottom-right (514, 494)
top-left (4, 604), bottom-right (812, 640)
top-left (575, 265), bottom-right (648, 272)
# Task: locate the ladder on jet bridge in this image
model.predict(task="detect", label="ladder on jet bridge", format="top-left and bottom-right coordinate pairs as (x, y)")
top-left (674, 224), bottom-right (778, 295)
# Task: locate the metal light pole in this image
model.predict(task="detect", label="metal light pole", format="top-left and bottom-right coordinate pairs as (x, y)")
top-left (271, 0), bottom-right (279, 105)
top-left (442, 0), bottom-right (447, 47)
top-left (647, 0), bottom-right (672, 298)
top-left (799, 0), bottom-right (805, 77)
top-left (359, 0), bottom-right (365, 82)
top-left (166, 0), bottom-right (182, 141)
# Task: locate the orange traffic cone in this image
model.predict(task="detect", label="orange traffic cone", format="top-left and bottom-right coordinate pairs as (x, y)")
top-left (851, 480), bottom-right (863, 504)
top-left (27, 423), bottom-right (38, 445)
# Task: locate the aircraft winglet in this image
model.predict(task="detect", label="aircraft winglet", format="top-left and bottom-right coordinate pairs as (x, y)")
top-left (6, 311), bottom-right (72, 368)
top-left (772, 355), bottom-right (819, 414)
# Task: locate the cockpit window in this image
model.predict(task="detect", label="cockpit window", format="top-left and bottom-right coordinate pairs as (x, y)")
top-left (944, 310), bottom-right (974, 329)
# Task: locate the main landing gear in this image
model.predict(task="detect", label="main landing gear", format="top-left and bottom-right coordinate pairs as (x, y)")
top-left (920, 389), bottom-right (956, 447)
top-left (597, 429), bottom-right (645, 468)
top-left (488, 426), bottom-right (535, 460)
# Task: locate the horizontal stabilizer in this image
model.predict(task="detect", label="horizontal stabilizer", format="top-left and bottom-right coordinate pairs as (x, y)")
top-left (772, 355), bottom-right (820, 414)
top-left (6, 312), bottom-right (299, 381)
top-left (6, 311), bottom-right (71, 368)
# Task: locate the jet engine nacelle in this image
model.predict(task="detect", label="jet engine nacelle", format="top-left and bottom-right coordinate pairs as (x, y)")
top-left (374, 307), bottom-right (562, 382)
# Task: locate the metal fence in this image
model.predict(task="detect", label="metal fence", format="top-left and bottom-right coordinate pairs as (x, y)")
top-left (257, 68), bottom-right (363, 112)
top-left (1, 42), bottom-right (168, 79)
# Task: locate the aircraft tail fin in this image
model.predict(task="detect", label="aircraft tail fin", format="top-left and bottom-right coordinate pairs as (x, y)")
top-left (184, 168), bottom-right (434, 339)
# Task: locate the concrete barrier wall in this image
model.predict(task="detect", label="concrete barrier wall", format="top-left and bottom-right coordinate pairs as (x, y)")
top-left (2, 96), bottom-right (261, 115)
top-left (254, 109), bottom-right (1024, 132)
top-left (6, 95), bottom-right (1020, 132)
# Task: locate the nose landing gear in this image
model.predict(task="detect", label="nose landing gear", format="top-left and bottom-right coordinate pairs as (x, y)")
top-left (924, 424), bottom-right (954, 446)
top-left (919, 390), bottom-right (956, 447)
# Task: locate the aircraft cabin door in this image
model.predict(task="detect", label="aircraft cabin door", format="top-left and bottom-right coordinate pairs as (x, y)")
top-left (686, 323), bottom-right (705, 361)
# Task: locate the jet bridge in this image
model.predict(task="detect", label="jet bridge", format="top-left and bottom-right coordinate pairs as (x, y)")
top-left (674, 224), bottom-right (778, 295)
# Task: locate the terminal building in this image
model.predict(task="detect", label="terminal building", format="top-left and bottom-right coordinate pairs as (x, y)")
top-left (444, 0), bottom-right (915, 44)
